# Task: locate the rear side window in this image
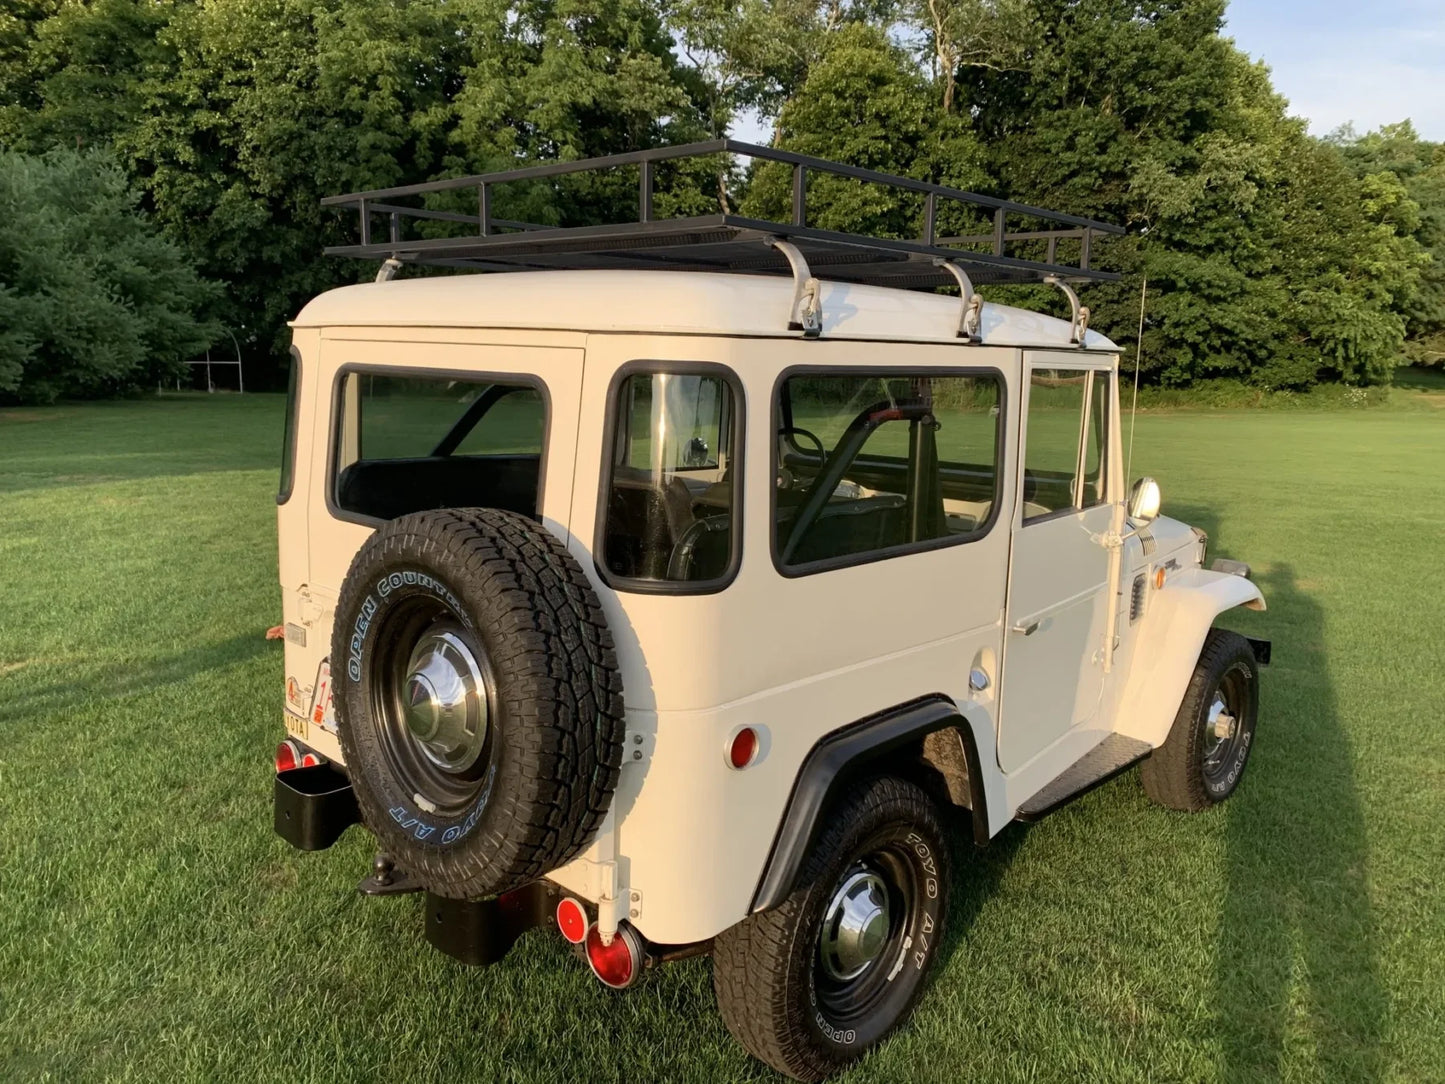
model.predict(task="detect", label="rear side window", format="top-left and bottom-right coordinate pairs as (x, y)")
top-left (1022, 368), bottom-right (1109, 522)
top-left (278, 349), bottom-right (300, 504)
top-left (599, 366), bottom-right (742, 592)
top-left (775, 372), bottom-right (1002, 572)
top-left (332, 370), bottom-right (546, 522)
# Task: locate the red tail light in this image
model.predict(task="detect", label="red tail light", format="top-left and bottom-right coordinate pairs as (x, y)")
top-left (275, 740), bottom-right (301, 773)
top-left (556, 897), bottom-right (588, 944)
top-left (585, 923), bottom-right (643, 988)
top-left (727, 727), bottom-right (759, 770)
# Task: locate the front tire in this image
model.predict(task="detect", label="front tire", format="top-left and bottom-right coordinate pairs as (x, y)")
top-left (1141, 628), bottom-right (1259, 811)
top-left (713, 775), bottom-right (950, 1081)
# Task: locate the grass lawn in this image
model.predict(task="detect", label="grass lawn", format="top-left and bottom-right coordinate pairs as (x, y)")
top-left (1, 391), bottom-right (1442, 1082)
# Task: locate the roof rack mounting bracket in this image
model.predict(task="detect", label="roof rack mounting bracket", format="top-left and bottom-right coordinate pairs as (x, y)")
top-left (1044, 274), bottom-right (1090, 346)
top-left (765, 237), bottom-right (822, 337)
top-left (375, 258), bottom-right (403, 283)
top-left (933, 259), bottom-right (984, 343)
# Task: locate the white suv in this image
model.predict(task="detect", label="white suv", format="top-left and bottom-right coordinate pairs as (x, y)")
top-left (270, 142), bottom-right (1268, 1081)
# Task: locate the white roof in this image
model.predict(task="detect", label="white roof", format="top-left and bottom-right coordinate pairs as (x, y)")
top-left (292, 270), bottom-right (1118, 350)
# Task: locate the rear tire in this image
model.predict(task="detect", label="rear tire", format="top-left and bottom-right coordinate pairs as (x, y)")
top-left (1141, 628), bottom-right (1259, 811)
top-left (712, 776), bottom-right (950, 1081)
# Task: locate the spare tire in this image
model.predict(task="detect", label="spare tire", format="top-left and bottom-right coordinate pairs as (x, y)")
top-left (331, 507), bottom-right (624, 899)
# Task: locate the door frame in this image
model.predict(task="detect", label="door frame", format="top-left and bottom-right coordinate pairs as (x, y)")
top-left (996, 352), bottom-right (1122, 778)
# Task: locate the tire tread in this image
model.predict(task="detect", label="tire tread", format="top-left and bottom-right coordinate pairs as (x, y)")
top-left (1140, 627), bottom-right (1255, 812)
top-left (712, 776), bottom-right (949, 1082)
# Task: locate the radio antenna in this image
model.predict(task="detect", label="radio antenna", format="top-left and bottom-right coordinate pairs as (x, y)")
top-left (1125, 269), bottom-right (1147, 484)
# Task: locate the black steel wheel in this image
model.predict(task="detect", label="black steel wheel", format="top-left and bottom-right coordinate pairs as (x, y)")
top-left (332, 508), bottom-right (624, 899)
top-left (1142, 628), bottom-right (1260, 811)
top-left (368, 599), bottom-right (497, 817)
top-left (713, 775), bottom-right (950, 1081)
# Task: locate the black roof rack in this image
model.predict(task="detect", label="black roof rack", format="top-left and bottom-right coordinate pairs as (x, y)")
top-left (322, 139), bottom-right (1123, 297)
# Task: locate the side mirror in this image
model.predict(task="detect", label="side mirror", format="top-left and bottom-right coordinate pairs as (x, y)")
top-left (1128, 477), bottom-right (1161, 523)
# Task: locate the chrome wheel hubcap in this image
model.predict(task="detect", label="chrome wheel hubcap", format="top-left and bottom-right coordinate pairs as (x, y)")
top-left (401, 628), bottom-right (488, 772)
top-left (1203, 692), bottom-right (1236, 764)
top-left (819, 869), bottom-right (891, 981)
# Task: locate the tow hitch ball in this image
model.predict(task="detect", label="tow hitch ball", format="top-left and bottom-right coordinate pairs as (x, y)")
top-left (357, 852), bottom-right (422, 896)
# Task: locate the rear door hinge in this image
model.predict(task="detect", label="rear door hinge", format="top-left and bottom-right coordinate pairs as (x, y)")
top-left (624, 729), bottom-right (650, 766)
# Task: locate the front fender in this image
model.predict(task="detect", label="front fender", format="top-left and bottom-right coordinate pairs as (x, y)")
top-left (1115, 568), bottom-right (1265, 748)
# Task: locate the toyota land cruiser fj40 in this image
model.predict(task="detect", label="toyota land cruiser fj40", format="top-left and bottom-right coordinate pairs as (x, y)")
top-left (271, 141), bottom-right (1268, 1081)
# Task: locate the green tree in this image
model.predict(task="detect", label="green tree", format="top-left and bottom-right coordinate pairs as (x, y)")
top-left (0, 148), bottom-right (218, 403)
top-left (0, 0), bottom-right (62, 140)
top-left (741, 23), bottom-right (987, 239)
top-left (959, 0), bottom-right (1421, 386)
top-left (903, 0), bottom-right (1036, 114)
top-left (668, 0), bottom-right (890, 138)
top-left (1334, 122), bottom-right (1445, 367)
top-left (2, 0), bottom-right (709, 381)
top-left (0, 0), bottom-right (167, 152)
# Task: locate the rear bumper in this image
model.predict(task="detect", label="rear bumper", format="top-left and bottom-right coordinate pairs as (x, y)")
top-left (274, 764), bottom-right (360, 850)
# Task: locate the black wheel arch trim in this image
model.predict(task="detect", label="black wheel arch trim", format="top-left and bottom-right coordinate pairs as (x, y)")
top-left (749, 693), bottom-right (988, 914)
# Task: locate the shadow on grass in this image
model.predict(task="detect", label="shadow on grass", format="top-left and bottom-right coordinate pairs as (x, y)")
top-left (0, 633), bottom-right (272, 724)
top-left (1174, 501), bottom-right (1385, 1078)
top-left (1391, 364), bottom-right (1445, 392)
top-left (1214, 563), bottom-right (1385, 1080)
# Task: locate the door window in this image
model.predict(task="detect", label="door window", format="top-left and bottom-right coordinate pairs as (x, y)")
top-left (1022, 368), bottom-right (1109, 522)
top-left (774, 372), bottom-right (1002, 571)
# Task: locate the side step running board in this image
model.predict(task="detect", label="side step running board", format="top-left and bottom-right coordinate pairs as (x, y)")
top-left (1015, 734), bottom-right (1152, 822)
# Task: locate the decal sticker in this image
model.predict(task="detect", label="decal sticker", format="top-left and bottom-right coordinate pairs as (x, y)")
top-left (308, 658), bottom-right (336, 734)
top-left (286, 676), bottom-right (303, 709)
top-left (814, 1014), bottom-right (857, 1046)
top-left (347, 570), bottom-right (463, 682)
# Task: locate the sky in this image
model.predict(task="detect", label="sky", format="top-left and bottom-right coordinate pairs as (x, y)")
top-left (1225, 0), bottom-right (1445, 140)
top-left (730, 1), bottom-right (1445, 144)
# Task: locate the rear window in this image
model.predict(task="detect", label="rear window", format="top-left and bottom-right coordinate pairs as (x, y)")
top-left (332, 370), bottom-right (546, 522)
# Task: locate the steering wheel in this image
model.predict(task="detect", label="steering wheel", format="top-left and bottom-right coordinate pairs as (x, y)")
top-left (778, 425), bottom-right (826, 462)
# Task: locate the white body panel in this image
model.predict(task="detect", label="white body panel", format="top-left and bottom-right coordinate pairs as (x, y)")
top-left (276, 270), bottom-right (1263, 946)
top-left (542, 334), bottom-right (1014, 941)
top-left (1114, 566), bottom-right (1265, 748)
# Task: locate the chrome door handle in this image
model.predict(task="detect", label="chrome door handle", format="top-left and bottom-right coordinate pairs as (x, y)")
top-left (1012, 621), bottom-right (1040, 636)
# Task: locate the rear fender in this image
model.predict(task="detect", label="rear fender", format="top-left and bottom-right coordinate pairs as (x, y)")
top-left (749, 695), bottom-right (992, 914)
top-left (1115, 568), bottom-right (1265, 748)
